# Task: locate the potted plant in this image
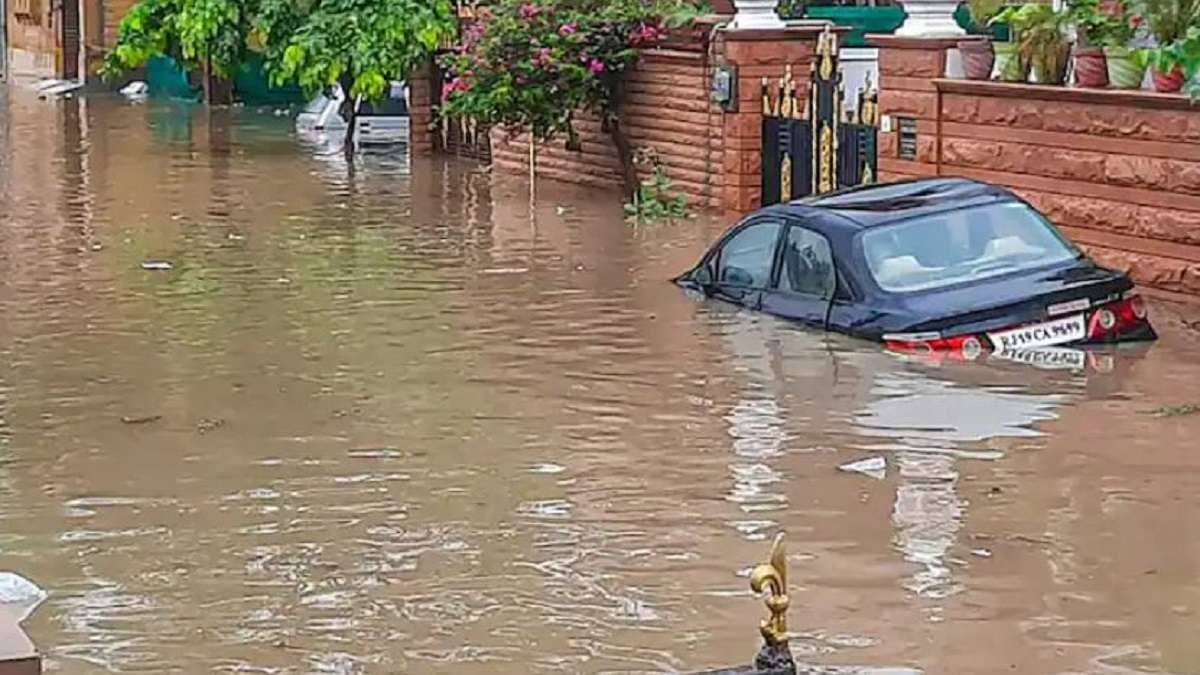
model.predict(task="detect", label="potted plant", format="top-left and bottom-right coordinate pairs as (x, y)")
top-left (1143, 25), bottom-right (1200, 92)
top-left (1067, 0), bottom-right (1112, 87)
top-left (1081, 0), bottom-right (1145, 87)
top-left (958, 0), bottom-right (1004, 79)
top-left (992, 3), bottom-right (1072, 84)
top-left (1135, 0), bottom-right (1200, 91)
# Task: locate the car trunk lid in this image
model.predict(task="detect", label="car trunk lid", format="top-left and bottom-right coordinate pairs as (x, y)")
top-left (894, 260), bottom-right (1132, 338)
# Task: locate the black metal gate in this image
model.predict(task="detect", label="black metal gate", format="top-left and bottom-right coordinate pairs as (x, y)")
top-left (761, 27), bottom-right (878, 206)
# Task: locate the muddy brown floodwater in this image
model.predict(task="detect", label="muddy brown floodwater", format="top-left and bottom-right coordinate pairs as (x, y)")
top-left (3, 87), bottom-right (1200, 675)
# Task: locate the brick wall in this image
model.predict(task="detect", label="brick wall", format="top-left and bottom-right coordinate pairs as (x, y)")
top-left (871, 35), bottom-right (958, 180)
top-left (491, 47), bottom-right (727, 207)
top-left (5, 0), bottom-right (58, 77)
top-left (408, 63), bottom-right (436, 157)
top-left (873, 36), bottom-right (1200, 298)
top-left (477, 23), bottom-right (831, 213)
top-left (933, 81), bottom-right (1200, 297)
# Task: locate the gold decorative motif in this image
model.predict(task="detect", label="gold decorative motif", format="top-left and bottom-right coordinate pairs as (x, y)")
top-left (781, 153), bottom-right (792, 201)
top-left (761, 77), bottom-right (772, 117)
top-left (863, 162), bottom-right (875, 185)
top-left (749, 533), bottom-right (790, 647)
top-left (817, 27), bottom-right (837, 81)
top-left (818, 120), bottom-right (834, 194)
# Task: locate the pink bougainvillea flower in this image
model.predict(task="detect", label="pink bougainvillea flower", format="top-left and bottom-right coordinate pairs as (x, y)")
top-left (558, 22), bottom-right (577, 36)
top-left (587, 58), bottom-right (605, 74)
top-left (518, 2), bottom-right (540, 18)
top-left (1129, 13), bottom-right (1143, 26)
top-left (442, 77), bottom-right (466, 102)
top-left (629, 22), bottom-right (666, 46)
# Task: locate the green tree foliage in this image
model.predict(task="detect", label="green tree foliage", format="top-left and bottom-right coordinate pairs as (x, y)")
top-left (103, 0), bottom-right (455, 106)
top-left (257, 0), bottom-right (457, 101)
top-left (102, 0), bottom-right (256, 83)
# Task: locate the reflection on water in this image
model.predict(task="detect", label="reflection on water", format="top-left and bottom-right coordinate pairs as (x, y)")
top-left (4, 86), bottom-right (1200, 674)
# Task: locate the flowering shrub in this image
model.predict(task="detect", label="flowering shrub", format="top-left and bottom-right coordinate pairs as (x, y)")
top-left (1068, 0), bottom-right (1141, 47)
top-left (440, 0), bottom-right (699, 196)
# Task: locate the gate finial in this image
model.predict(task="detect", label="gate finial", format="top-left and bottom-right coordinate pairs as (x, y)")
top-left (749, 532), bottom-right (790, 647)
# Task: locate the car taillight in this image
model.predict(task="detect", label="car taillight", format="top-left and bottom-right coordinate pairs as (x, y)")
top-left (885, 333), bottom-right (985, 359)
top-left (1088, 295), bottom-right (1148, 340)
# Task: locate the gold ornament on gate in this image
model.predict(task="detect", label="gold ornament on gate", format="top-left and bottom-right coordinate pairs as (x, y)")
top-left (749, 532), bottom-right (790, 647)
top-left (819, 120), bottom-right (834, 194)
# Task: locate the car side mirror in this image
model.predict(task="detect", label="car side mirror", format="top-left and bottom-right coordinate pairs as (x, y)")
top-left (692, 265), bottom-right (716, 295)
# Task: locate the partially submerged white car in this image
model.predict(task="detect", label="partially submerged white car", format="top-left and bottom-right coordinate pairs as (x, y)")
top-left (296, 81), bottom-right (410, 146)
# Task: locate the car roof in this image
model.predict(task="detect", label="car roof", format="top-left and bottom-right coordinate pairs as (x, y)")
top-left (763, 177), bottom-right (1016, 232)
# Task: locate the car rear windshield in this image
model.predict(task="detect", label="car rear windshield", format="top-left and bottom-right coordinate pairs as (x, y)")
top-left (861, 201), bottom-right (1079, 293)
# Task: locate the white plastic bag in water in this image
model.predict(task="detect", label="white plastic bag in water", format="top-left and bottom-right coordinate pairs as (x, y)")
top-left (0, 572), bottom-right (47, 623)
top-left (838, 456), bottom-right (887, 480)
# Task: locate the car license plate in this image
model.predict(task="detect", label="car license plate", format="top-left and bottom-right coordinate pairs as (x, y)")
top-left (992, 346), bottom-right (1086, 370)
top-left (988, 314), bottom-right (1086, 351)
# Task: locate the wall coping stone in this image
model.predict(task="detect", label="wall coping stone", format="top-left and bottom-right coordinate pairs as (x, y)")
top-left (723, 21), bottom-right (844, 41)
top-left (934, 78), bottom-right (1199, 111)
top-left (868, 34), bottom-right (982, 49)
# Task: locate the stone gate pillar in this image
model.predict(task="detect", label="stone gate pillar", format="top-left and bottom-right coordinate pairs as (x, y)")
top-left (867, 35), bottom-right (960, 180)
top-left (717, 24), bottom-right (837, 214)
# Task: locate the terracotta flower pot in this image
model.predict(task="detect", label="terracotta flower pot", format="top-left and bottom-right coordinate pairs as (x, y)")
top-left (1151, 66), bottom-right (1185, 93)
top-left (1104, 46), bottom-right (1146, 89)
top-left (993, 42), bottom-right (1029, 82)
top-left (958, 38), bottom-right (995, 80)
top-left (1072, 46), bottom-right (1108, 88)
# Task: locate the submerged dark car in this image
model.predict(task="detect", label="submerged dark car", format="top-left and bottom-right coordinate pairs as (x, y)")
top-left (676, 178), bottom-right (1156, 359)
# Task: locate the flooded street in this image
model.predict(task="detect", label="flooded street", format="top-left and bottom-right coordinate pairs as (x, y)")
top-left (4, 86), bottom-right (1200, 674)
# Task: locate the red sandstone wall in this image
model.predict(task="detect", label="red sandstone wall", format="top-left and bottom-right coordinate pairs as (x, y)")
top-left (873, 37), bottom-right (953, 180)
top-left (934, 82), bottom-right (1200, 297)
top-left (486, 24), bottom-right (827, 212)
top-left (408, 64), bottom-right (436, 157)
top-left (490, 48), bottom-right (726, 208)
top-left (873, 36), bottom-right (1200, 297)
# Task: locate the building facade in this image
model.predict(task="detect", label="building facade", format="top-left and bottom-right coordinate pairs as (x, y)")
top-left (3, 0), bottom-right (121, 81)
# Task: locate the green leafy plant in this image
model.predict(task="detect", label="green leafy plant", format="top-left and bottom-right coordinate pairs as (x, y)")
top-left (440, 0), bottom-right (700, 199)
top-left (1068, 0), bottom-right (1142, 46)
top-left (992, 3), bottom-right (1072, 81)
top-left (1141, 25), bottom-right (1200, 96)
top-left (965, 0), bottom-right (1005, 31)
top-left (624, 148), bottom-right (688, 222)
top-left (1134, 0), bottom-right (1200, 44)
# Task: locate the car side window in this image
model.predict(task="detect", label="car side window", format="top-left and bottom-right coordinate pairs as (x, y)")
top-left (776, 225), bottom-right (835, 299)
top-left (716, 220), bottom-right (782, 288)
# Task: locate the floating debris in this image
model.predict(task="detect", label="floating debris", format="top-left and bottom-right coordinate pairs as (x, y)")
top-left (1149, 403), bottom-right (1199, 418)
top-left (120, 81), bottom-right (149, 99)
top-left (121, 415), bottom-right (162, 425)
top-left (838, 456), bottom-right (886, 480)
top-left (0, 572), bottom-right (46, 622)
top-left (971, 548), bottom-right (993, 558)
top-left (141, 260), bottom-right (174, 271)
top-left (197, 418), bottom-right (226, 434)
